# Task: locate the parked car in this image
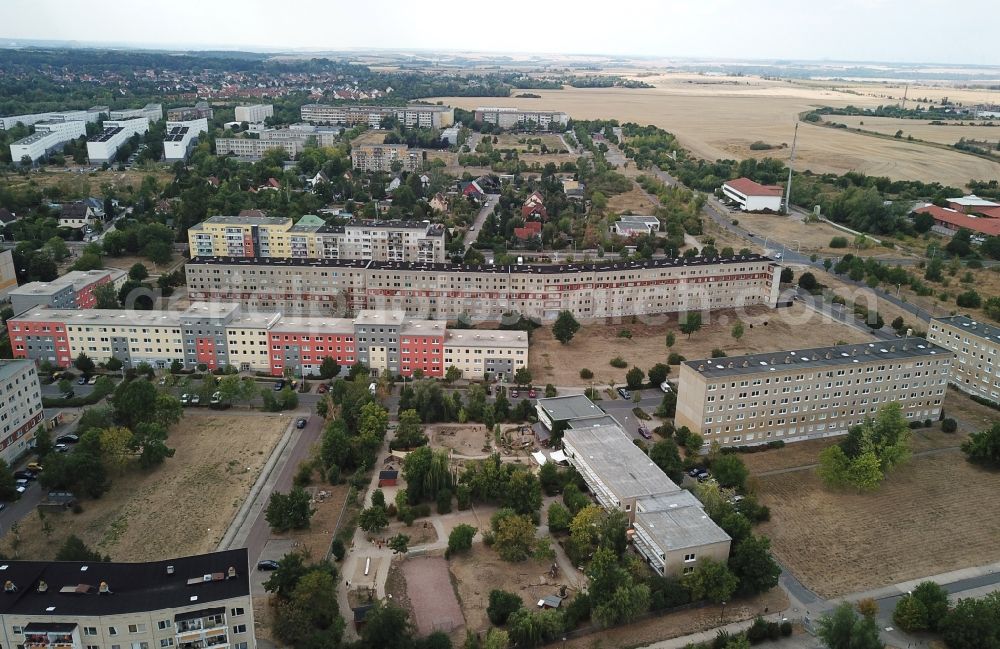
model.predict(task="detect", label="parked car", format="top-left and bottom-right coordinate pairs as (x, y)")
top-left (210, 391), bottom-right (222, 405)
top-left (180, 393), bottom-right (191, 405)
top-left (15, 478), bottom-right (30, 487)
top-left (55, 443), bottom-right (70, 453)
top-left (257, 560), bottom-right (280, 571)
top-left (660, 381), bottom-right (673, 393)
top-left (273, 380), bottom-right (285, 391)
top-left (528, 388), bottom-right (537, 398)
top-left (638, 425), bottom-right (652, 440)
top-left (87, 375), bottom-right (98, 385)
top-left (61, 390), bottom-right (75, 400)
top-left (317, 383), bottom-right (328, 394)
top-left (696, 470), bottom-right (712, 482)
top-left (617, 387), bottom-right (631, 400)
top-left (687, 467), bottom-right (703, 478)
top-left (55, 434), bottom-right (79, 445)
top-left (510, 389), bottom-right (520, 398)
top-left (296, 417), bottom-right (308, 429)
top-left (15, 485), bottom-right (26, 494)
top-left (77, 376), bottom-right (88, 385)
top-left (190, 394), bottom-right (200, 405)
top-left (27, 462), bottom-right (43, 472)
top-left (14, 470), bottom-right (36, 481)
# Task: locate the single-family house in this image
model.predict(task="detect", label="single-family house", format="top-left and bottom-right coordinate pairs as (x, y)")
top-left (58, 202), bottom-right (95, 229)
top-left (514, 221), bottom-right (543, 241)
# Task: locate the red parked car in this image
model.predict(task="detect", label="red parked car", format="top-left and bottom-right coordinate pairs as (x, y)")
top-left (528, 388), bottom-right (537, 398)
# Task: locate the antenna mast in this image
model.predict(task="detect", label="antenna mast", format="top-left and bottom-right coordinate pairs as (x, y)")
top-left (901, 84), bottom-right (909, 111)
top-left (783, 122), bottom-right (798, 214)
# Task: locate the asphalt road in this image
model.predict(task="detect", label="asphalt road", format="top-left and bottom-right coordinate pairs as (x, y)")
top-left (463, 193), bottom-right (499, 247)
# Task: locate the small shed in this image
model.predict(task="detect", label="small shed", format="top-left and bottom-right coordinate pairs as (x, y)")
top-left (352, 604), bottom-right (374, 630)
top-left (378, 469), bottom-right (398, 487)
top-left (537, 595), bottom-right (563, 609)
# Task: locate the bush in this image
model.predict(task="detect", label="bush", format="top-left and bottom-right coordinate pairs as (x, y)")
top-left (710, 348), bottom-right (727, 358)
top-left (447, 523), bottom-right (477, 556)
top-left (830, 236), bottom-right (849, 248)
top-left (617, 329), bottom-right (633, 339)
top-left (579, 368), bottom-right (593, 379)
top-left (956, 290), bottom-right (982, 308)
top-left (330, 538), bottom-right (346, 561)
top-left (487, 589), bottom-right (523, 626)
top-left (610, 357), bottom-right (628, 368)
top-left (667, 352), bottom-right (686, 365)
top-left (941, 418), bottom-right (958, 433)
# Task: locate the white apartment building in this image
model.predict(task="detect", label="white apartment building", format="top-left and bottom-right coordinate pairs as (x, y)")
top-left (10, 121), bottom-right (87, 163)
top-left (351, 144), bottom-right (419, 172)
top-left (216, 125), bottom-right (340, 160)
top-left (234, 104), bottom-right (274, 123)
top-left (163, 118), bottom-right (209, 162)
top-left (443, 329), bottom-right (528, 381)
top-left (108, 103), bottom-right (163, 122)
top-left (87, 118), bottom-right (150, 164)
top-left (927, 315), bottom-right (1000, 401)
top-left (473, 107), bottom-right (569, 129)
top-left (300, 104), bottom-right (453, 129)
top-left (0, 360), bottom-right (43, 465)
top-left (562, 423), bottom-right (731, 576)
top-left (0, 549), bottom-right (256, 649)
top-left (676, 341), bottom-right (953, 448)
top-left (0, 108), bottom-right (104, 131)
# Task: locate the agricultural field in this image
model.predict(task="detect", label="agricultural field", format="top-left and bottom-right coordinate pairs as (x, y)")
top-left (830, 115), bottom-right (1000, 147)
top-left (755, 450), bottom-right (1000, 598)
top-left (528, 302), bottom-right (875, 387)
top-left (0, 413), bottom-right (287, 561)
top-left (431, 74), bottom-right (1000, 185)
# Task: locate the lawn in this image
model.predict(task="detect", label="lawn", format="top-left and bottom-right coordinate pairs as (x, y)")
top-left (529, 302), bottom-right (874, 387)
top-left (0, 413), bottom-right (287, 561)
top-left (756, 450), bottom-right (1000, 598)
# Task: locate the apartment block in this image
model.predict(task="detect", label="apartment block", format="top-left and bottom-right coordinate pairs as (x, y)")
top-left (9, 269), bottom-right (127, 315)
top-left (0, 549), bottom-right (255, 649)
top-left (301, 104), bottom-right (453, 129)
top-left (0, 360), bottom-right (44, 466)
top-left (87, 118), bottom-right (150, 164)
top-left (216, 125), bottom-right (340, 160)
top-left (0, 107), bottom-right (104, 131)
top-left (351, 144), bottom-right (419, 173)
top-left (187, 215), bottom-right (446, 263)
top-left (164, 118), bottom-right (209, 162)
top-left (234, 104), bottom-right (273, 123)
top-left (185, 254), bottom-right (781, 322)
top-left (10, 120), bottom-right (87, 163)
top-left (108, 103), bottom-right (163, 122)
top-left (473, 107), bottom-right (569, 129)
top-left (563, 423), bottom-right (730, 576)
top-left (927, 316), bottom-right (1000, 401)
top-left (7, 303), bottom-right (525, 380)
top-left (675, 341), bottom-right (953, 448)
top-left (166, 102), bottom-right (213, 121)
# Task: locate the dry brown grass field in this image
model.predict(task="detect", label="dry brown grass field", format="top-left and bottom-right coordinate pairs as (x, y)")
top-left (755, 451), bottom-right (1000, 598)
top-left (732, 213), bottom-right (901, 257)
top-left (0, 414), bottom-right (287, 561)
top-left (831, 115), bottom-right (1000, 147)
top-left (606, 185), bottom-right (657, 214)
top-left (431, 74), bottom-right (1000, 185)
top-left (529, 302), bottom-right (874, 387)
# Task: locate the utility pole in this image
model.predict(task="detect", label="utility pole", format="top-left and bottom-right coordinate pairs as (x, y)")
top-left (901, 83), bottom-right (909, 111)
top-left (783, 123), bottom-right (798, 215)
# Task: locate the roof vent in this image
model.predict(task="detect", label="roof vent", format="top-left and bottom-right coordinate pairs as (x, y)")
top-left (890, 345), bottom-right (896, 352)
top-left (742, 361), bottom-right (749, 367)
top-left (167, 565), bottom-right (175, 575)
top-left (784, 356), bottom-right (791, 364)
top-left (698, 364), bottom-right (704, 371)
top-left (37, 580), bottom-right (48, 593)
top-left (3, 581), bottom-right (15, 592)
top-left (98, 582), bottom-right (111, 594)
top-left (825, 352), bottom-right (832, 359)
top-left (227, 566), bottom-right (237, 580)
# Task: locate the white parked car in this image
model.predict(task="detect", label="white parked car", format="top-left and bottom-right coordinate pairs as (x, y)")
top-left (660, 381), bottom-right (673, 393)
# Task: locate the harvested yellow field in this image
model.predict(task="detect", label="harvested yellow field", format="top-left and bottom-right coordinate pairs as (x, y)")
top-left (431, 74), bottom-right (1000, 186)
top-left (831, 115), bottom-right (1000, 148)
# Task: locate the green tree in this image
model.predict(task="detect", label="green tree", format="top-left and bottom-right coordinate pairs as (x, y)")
top-left (679, 312), bottom-right (703, 338)
top-left (911, 580), bottom-right (951, 632)
top-left (962, 422), bottom-right (1000, 468)
top-left (731, 321), bottom-right (745, 341)
top-left (514, 367), bottom-right (532, 386)
top-left (44, 236), bottom-right (70, 262)
top-left (55, 534), bottom-right (110, 562)
top-left (552, 310), bottom-right (581, 344)
top-left (666, 331), bottom-right (676, 348)
top-left (73, 353), bottom-right (96, 376)
top-left (647, 363), bottom-right (670, 388)
top-left (265, 487), bottom-right (314, 532)
top-left (491, 510), bottom-right (538, 562)
top-left (681, 558), bottom-right (738, 604)
top-left (359, 503), bottom-right (389, 533)
top-left (939, 593), bottom-right (1000, 649)
top-left (128, 263), bottom-right (149, 281)
top-left (33, 427), bottom-right (54, 459)
top-left (712, 455), bottom-right (749, 490)
top-left (625, 366), bottom-right (644, 390)
top-left (649, 439), bottom-right (684, 483)
top-left (360, 602), bottom-right (414, 649)
top-left (816, 601), bottom-right (885, 649)
top-left (547, 502), bottom-right (573, 533)
top-left (318, 356), bottom-right (340, 379)
top-left (388, 533), bottom-right (409, 554)
top-left (893, 594), bottom-right (928, 632)
top-left (447, 523), bottom-right (477, 555)
top-left (445, 365), bottom-right (462, 382)
top-left (487, 589), bottom-right (523, 625)
top-left (0, 459), bottom-right (18, 501)
top-left (728, 534), bottom-right (781, 596)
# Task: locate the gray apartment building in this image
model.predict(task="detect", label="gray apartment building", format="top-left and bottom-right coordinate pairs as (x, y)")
top-left (927, 315), bottom-right (1000, 401)
top-left (562, 424), bottom-right (730, 576)
top-left (676, 340), bottom-right (953, 448)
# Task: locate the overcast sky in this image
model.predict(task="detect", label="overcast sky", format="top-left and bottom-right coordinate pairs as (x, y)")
top-left (2, 0), bottom-right (997, 66)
